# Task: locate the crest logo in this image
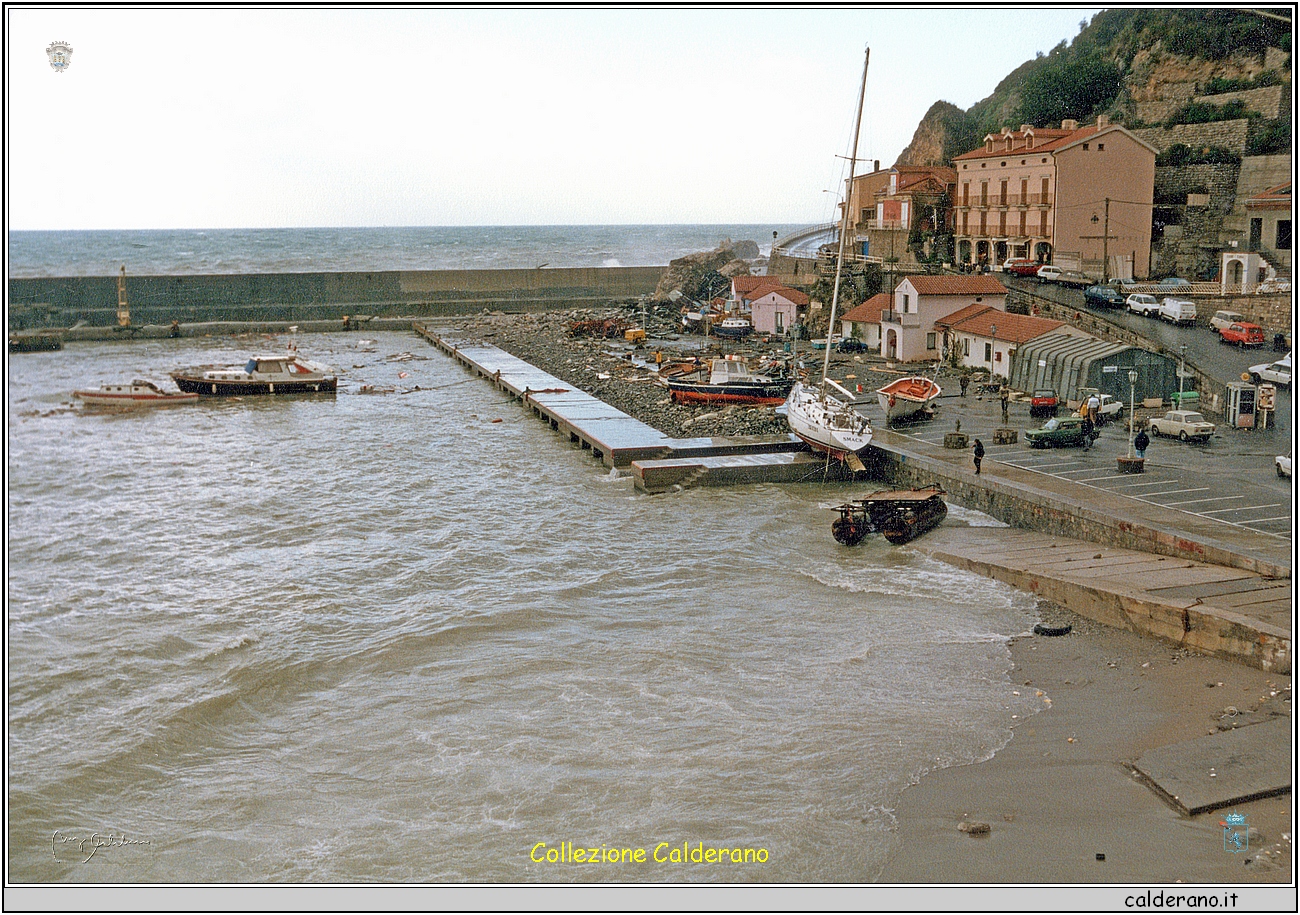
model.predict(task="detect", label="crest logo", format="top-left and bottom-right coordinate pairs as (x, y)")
top-left (46, 41), bottom-right (72, 74)
top-left (1221, 812), bottom-right (1249, 854)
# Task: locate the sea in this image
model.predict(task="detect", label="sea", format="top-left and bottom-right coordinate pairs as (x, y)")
top-left (6, 226), bottom-right (1045, 884)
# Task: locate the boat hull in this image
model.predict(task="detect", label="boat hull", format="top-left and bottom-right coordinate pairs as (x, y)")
top-left (831, 486), bottom-right (947, 545)
top-left (877, 376), bottom-right (941, 422)
top-left (75, 391), bottom-right (199, 407)
top-left (784, 382), bottom-right (872, 458)
top-left (171, 374), bottom-right (338, 396)
top-left (666, 379), bottom-right (793, 406)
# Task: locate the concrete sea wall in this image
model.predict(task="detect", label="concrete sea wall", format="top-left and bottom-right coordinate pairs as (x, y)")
top-left (8, 266), bottom-right (665, 331)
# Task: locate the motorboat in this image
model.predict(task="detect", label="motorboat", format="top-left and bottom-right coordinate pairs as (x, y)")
top-left (171, 348), bottom-right (337, 396)
top-left (710, 315), bottom-right (754, 339)
top-left (661, 355), bottom-right (794, 405)
top-left (74, 379), bottom-right (199, 407)
top-left (877, 376), bottom-right (941, 422)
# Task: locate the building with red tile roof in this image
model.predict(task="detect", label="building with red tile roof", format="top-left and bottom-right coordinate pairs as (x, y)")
top-left (839, 293), bottom-right (892, 351)
top-left (748, 284), bottom-right (810, 336)
top-left (932, 304), bottom-right (1081, 373)
top-left (952, 115), bottom-right (1156, 279)
top-left (880, 274), bottom-right (1009, 363)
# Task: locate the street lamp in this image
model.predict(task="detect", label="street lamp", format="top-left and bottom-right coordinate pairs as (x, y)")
top-left (1178, 344), bottom-right (1187, 402)
top-left (1127, 369), bottom-right (1139, 458)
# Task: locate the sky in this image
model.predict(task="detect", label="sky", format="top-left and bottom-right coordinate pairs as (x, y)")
top-left (7, 6), bottom-right (1104, 230)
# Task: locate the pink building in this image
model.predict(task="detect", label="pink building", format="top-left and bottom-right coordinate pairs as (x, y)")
top-left (749, 285), bottom-right (809, 336)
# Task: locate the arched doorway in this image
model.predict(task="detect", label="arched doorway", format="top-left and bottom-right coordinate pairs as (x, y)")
top-left (885, 329), bottom-right (898, 360)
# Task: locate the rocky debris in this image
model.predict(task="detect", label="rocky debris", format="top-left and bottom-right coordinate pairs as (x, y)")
top-left (957, 820), bottom-right (991, 836)
top-left (652, 240), bottom-right (763, 300)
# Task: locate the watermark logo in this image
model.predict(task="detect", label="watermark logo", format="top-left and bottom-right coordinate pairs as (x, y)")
top-left (52, 829), bottom-right (152, 863)
top-left (46, 41), bottom-right (73, 74)
top-left (1221, 812), bottom-right (1249, 854)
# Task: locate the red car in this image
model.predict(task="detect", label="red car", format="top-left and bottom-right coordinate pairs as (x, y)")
top-left (1030, 388), bottom-right (1059, 417)
top-left (1218, 322), bottom-right (1266, 347)
top-left (1003, 258), bottom-right (1040, 277)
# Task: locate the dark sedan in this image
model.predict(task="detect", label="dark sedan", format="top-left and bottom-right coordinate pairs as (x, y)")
top-left (1083, 284), bottom-right (1126, 308)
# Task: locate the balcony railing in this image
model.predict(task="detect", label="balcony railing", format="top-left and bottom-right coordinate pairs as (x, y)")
top-left (880, 309), bottom-right (922, 327)
top-left (957, 194), bottom-right (1054, 208)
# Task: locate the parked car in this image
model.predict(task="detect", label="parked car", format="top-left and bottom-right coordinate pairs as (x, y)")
top-left (1248, 353), bottom-right (1292, 386)
top-left (1025, 416), bottom-right (1093, 448)
top-left (1208, 310), bottom-right (1245, 333)
top-left (837, 337), bottom-right (868, 354)
top-left (1157, 277), bottom-right (1192, 290)
top-left (1277, 454), bottom-right (1293, 478)
top-left (1056, 270), bottom-right (1094, 288)
top-left (1084, 284), bottom-right (1126, 308)
top-left (1108, 277), bottom-right (1139, 291)
top-left (1218, 322), bottom-right (1266, 347)
top-left (1002, 258), bottom-right (1040, 277)
top-left (1029, 388), bottom-right (1059, 418)
top-left (1126, 293), bottom-right (1160, 317)
top-left (1075, 388), bottom-right (1124, 423)
top-left (1256, 278), bottom-right (1292, 294)
top-left (1036, 265), bottom-right (1063, 283)
top-left (1158, 297), bottom-right (1197, 325)
top-left (1147, 410), bottom-right (1215, 442)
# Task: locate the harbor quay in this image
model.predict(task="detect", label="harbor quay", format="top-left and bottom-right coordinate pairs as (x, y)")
top-left (411, 325), bottom-right (1290, 676)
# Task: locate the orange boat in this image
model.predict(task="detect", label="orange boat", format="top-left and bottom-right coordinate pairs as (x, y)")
top-left (876, 376), bottom-right (941, 422)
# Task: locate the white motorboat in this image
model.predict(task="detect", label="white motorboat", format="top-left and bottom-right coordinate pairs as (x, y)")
top-left (876, 376), bottom-right (942, 422)
top-left (74, 379), bottom-right (199, 407)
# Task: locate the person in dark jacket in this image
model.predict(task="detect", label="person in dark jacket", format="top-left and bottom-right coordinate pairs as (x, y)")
top-left (973, 438), bottom-right (985, 475)
top-left (1134, 428), bottom-right (1149, 459)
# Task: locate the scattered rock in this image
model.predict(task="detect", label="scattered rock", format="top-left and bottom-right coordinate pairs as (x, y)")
top-left (958, 821), bottom-right (990, 836)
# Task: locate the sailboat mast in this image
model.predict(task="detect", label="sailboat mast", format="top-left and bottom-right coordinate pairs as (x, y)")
top-left (821, 46), bottom-right (869, 393)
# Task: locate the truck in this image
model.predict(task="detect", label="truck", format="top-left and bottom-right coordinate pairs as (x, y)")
top-left (1158, 297), bottom-right (1197, 326)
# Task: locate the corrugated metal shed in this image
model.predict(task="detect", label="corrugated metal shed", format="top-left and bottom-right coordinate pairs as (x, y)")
top-left (1010, 332), bottom-right (1177, 402)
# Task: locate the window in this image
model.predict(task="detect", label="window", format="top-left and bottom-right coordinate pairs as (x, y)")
top-left (1250, 218), bottom-right (1263, 249)
top-left (963, 338), bottom-right (970, 356)
top-left (1097, 143), bottom-right (1105, 151)
top-left (1040, 177), bottom-right (1049, 201)
top-left (926, 332), bottom-right (937, 351)
top-left (1019, 211), bottom-right (1027, 236)
top-left (962, 212), bottom-right (969, 235)
top-left (1082, 143), bottom-right (1089, 150)
top-left (902, 293), bottom-right (910, 312)
top-left (980, 182), bottom-right (988, 206)
top-left (999, 211), bottom-right (1007, 235)
top-left (979, 212), bottom-right (987, 235)
top-left (999, 179), bottom-right (1007, 204)
top-left (1277, 220), bottom-right (1292, 250)
top-left (962, 182), bottom-right (969, 206)
top-left (984, 342), bottom-right (992, 362)
top-left (1040, 211), bottom-right (1048, 236)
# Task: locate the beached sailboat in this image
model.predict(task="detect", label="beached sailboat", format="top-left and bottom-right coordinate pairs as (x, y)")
top-left (876, 375), bottom-right (942, 423)
top-left (784, 47), bottom-right (873, 466)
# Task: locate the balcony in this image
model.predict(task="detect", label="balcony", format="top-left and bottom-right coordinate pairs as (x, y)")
top-left (880, 309), bottom-right (922, 327)
top-left (956, 194), bottom-right (1054, 209)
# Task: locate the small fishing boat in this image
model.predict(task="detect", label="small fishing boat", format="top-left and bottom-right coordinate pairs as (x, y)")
top-left (74, 379), bottom-right (199, 407)
top-left (171, 347), bottom-right (337, 396)
top-left (661, 356), bottom-right (794, 405)
top-left (9, 332), bottom-right (63, 353)
top-left (830, 485), bottom-right (947, 546)
top-left (877, 376), bottom-right (942, 423)
top-left (710, 314), bottom-right (754, 339)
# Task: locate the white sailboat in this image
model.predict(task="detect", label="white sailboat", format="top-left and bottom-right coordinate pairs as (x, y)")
top-left (784, 47), bottom-right (873, 466)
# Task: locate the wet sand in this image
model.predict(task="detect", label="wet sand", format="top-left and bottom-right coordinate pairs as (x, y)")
top-left (877, 604), bottom-right (1293, 885)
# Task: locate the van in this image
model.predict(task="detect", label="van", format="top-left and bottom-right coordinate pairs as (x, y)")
top-left (1159, 298), bottom-right (1196, 325)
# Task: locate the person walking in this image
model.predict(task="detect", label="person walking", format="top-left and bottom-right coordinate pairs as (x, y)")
top-left (1134, 428), bottom-right (1149, 460)
top-left (973, 438), bottom-right (985, 475)
top-left (1081, 414), bottom-right (1094, 450)
top-left (960, 374), bottom-right (969, 397)
top-left (1000, 388), bottom-right (1010, 425)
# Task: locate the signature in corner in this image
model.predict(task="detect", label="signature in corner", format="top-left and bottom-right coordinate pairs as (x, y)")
top-left (51, 829), bottom-right (152, 863)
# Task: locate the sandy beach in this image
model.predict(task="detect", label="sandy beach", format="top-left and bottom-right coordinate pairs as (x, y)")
top-left (877, 601), bottom-right (1293, 885)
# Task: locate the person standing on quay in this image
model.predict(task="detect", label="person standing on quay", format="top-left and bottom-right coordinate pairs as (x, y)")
top-left (1135, 428), bottom-right (1149, 460)
top-left (973, 438), bottom-right (985, 475)
top-left (1000, 388), bottom-right (1010, 425)
top-left (960, 374), bottom-right (969, 397)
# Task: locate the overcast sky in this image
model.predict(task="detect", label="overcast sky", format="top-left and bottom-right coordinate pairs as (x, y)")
top-left (8, 6), bottom-right (1103, 230)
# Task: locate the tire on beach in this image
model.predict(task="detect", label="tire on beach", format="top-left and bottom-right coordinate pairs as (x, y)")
top-left (1033, 623), bottom-right (1073, 637)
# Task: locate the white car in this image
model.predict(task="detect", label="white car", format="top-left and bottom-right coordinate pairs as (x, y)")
top-left (1277, 454), bottom-right (1293, 478)
top-left (1249, 354), bottom-right (1292, 387)
top-left (1126, 293), bottom-right (1160, 317)
top-left (1209, 310), bottom-right (1245, 333)
top-left (1257, 278), bottom-right (1292, 294)
top-left (1148, 410), bottom-right (1215, 442)
top-left (1036, 265), bottom-right (1063, 283)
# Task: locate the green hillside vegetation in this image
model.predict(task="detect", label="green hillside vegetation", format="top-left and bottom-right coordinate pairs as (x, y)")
top-left (938, 8), bottom-right (1291, 162)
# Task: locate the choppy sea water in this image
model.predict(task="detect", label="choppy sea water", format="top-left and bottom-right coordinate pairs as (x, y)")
top-left (7, 330), bottom-right (1044, 883)
top-left (7, 225), bottom-right (805, 277)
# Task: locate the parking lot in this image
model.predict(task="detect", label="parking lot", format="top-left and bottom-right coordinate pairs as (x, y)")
top-left (876, 396), bottom-right (1293, 541)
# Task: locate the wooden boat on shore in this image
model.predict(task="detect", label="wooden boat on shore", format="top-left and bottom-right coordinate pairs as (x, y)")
top-left (831, 485), bottom-right (947, 546)
top-left (661, 356), bottom-right (794, 405)
top-left (709, 314), bottom-right (754, 339)
top-left (171, 348), bottom-right (337, 396)
top-left (877, 376), bottom-right (941, 423)
top-left (74, 379), bottom-right (199, 407)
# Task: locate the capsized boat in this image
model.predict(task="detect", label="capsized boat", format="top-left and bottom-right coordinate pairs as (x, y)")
top-left (74, 379), bottom-right (199, 407)
top-left (877, 376), bottom-right (941, 422)
top-left (171, 348), bottom-right (337, 396)
top-left (830, 485), bottom-right (947, 546)
top-left (783, 46), bottom-right (873, 466)
top-left (661, 355), bottom-right (794, 405)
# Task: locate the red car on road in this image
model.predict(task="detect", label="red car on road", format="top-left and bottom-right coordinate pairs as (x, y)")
top-left (1218, 322), bottom-right (1266, 347)
top-left (1002, 258), bottom-right (1040, 277)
